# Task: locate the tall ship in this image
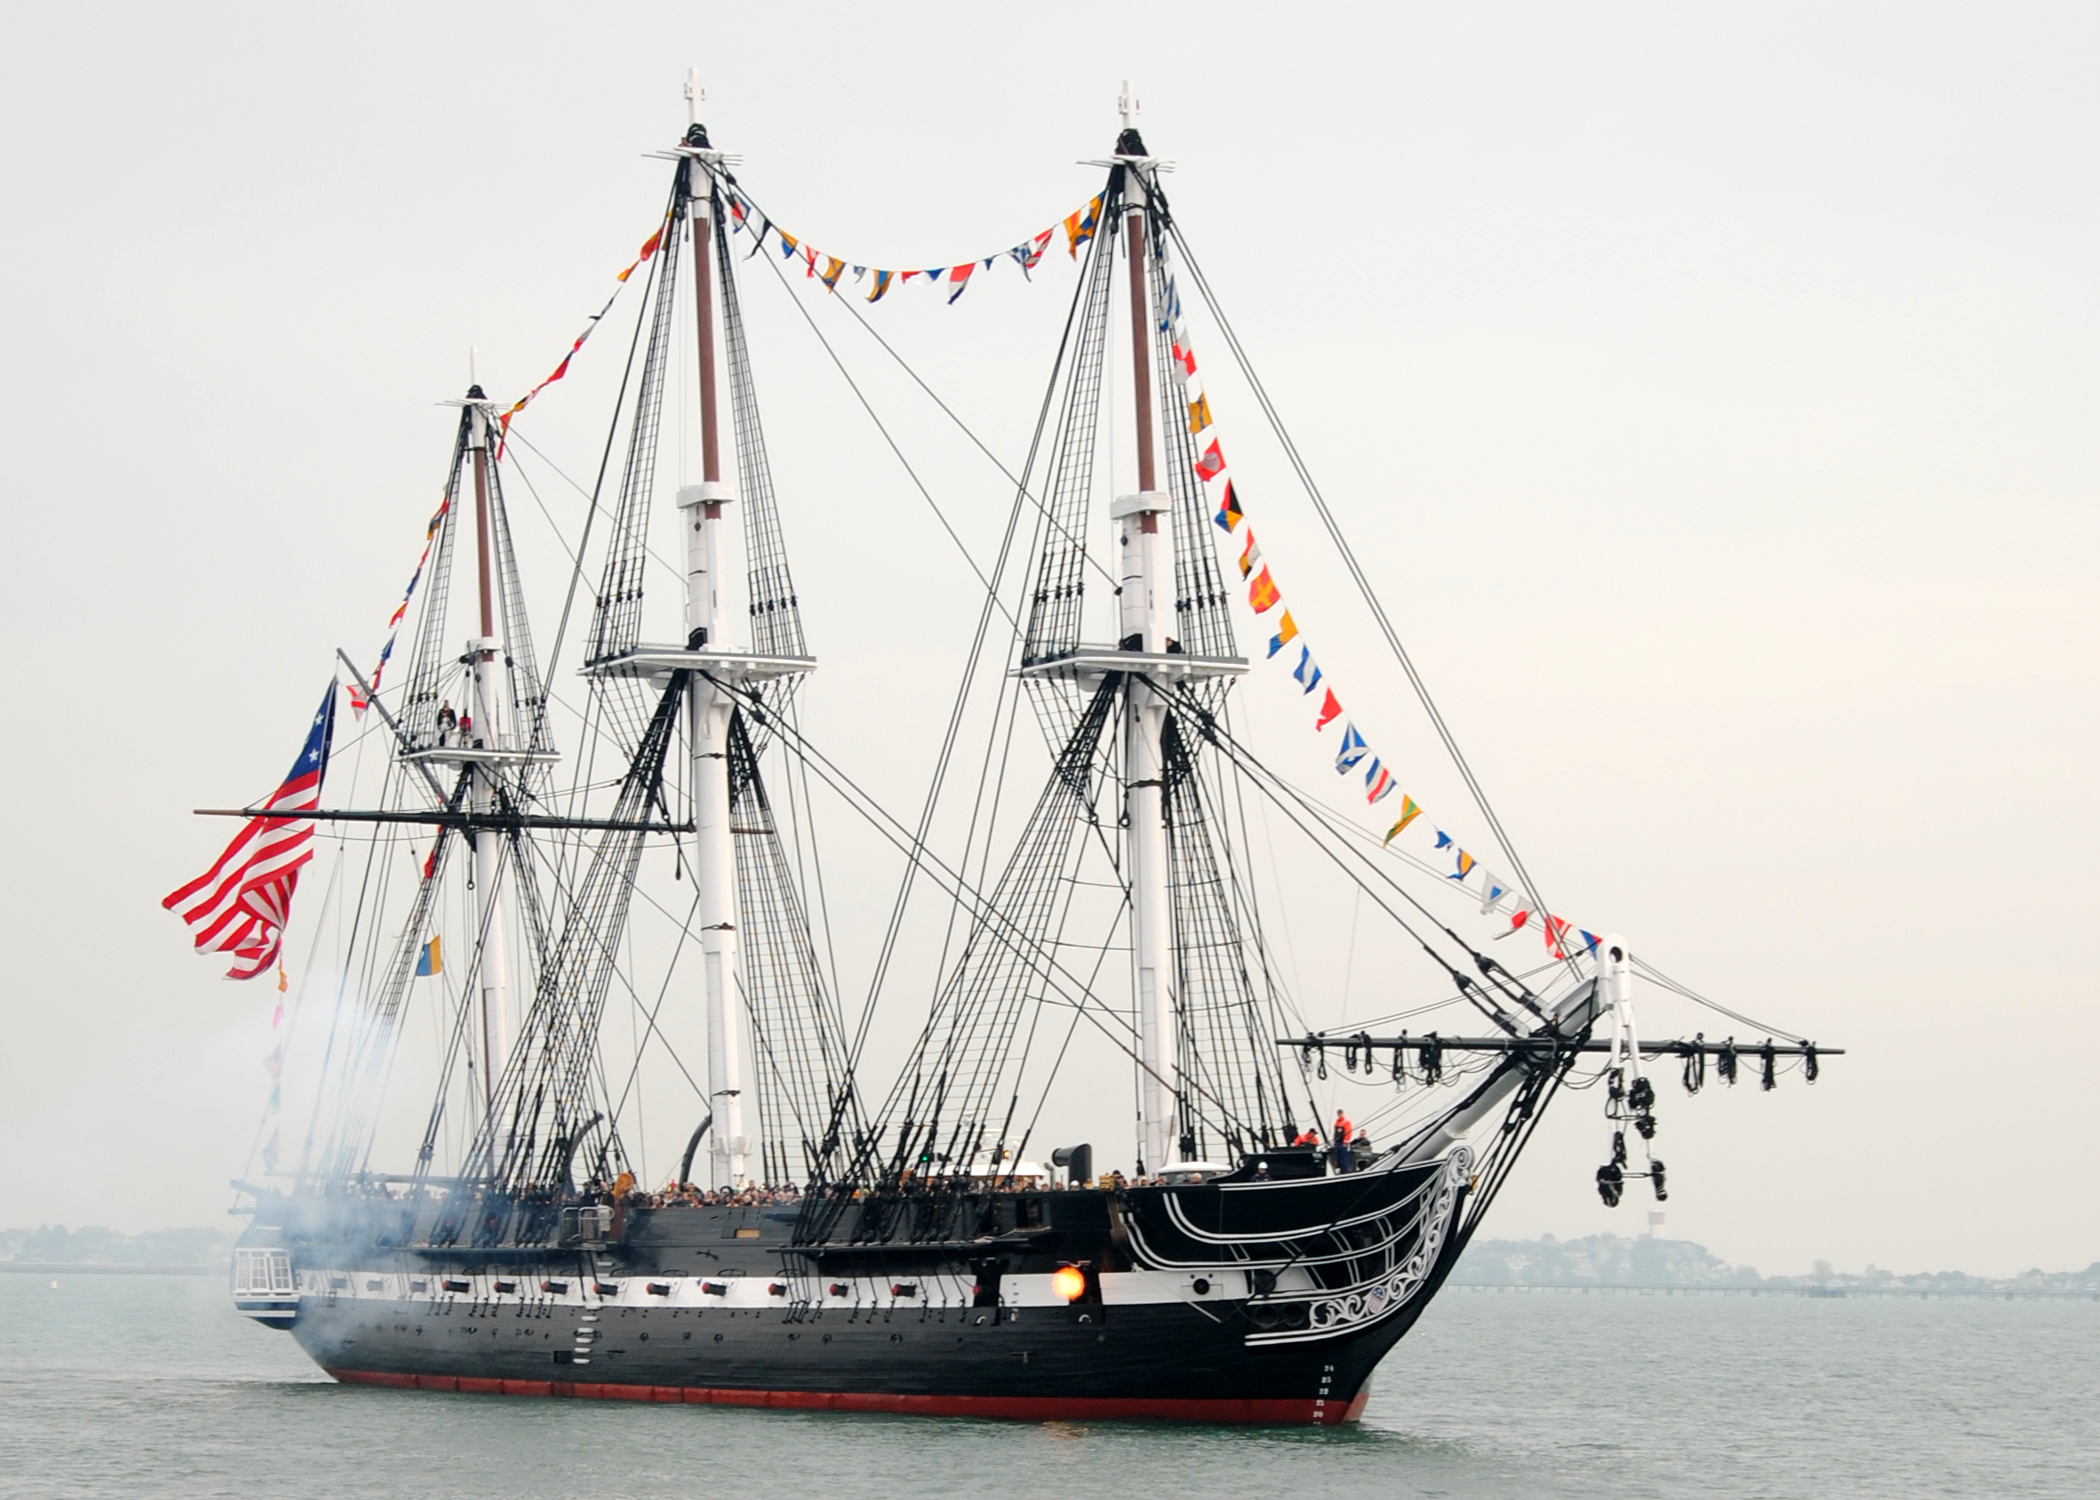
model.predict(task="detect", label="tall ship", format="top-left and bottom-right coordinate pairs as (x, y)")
top-left (171, 77), bottom-right (1835, 1423)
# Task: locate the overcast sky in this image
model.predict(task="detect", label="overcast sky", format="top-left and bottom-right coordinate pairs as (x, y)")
top-left (1, 3), bottom-right (2093, 1279)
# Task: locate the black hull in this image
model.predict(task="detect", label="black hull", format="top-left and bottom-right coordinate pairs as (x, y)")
top-left (246, 1151), bottom-right (1472, 1425)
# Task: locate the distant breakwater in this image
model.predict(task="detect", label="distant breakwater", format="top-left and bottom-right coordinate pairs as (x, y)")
top-left (1450, 1282), bottom-right (2100, 1301)
top-left (1454, 1232), bottom-right (2100, 1299)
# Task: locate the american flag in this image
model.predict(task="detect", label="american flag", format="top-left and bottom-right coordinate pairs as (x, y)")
top-left (164, 683), bottom-right (338, 980)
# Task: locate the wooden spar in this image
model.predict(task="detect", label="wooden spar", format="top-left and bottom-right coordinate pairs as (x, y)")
top-left (471, 436), bottom-right (496, 639)
top-left (194, 807), bottom-right (689, 833)
top-left (464, 394), bottom-right (507, 1111)
top-left (1279, 1035), bottom-right (1842, 1057)
top-left (1126, 195), bottom-right (1156, 496)
top-left (692, 174), bottom-right (722, 486)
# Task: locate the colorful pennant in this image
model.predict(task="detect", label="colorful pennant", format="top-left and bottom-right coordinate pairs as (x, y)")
top-left (498, 212), bottom-right (671, 450)
top-left (358, 492), bottom-right (451, 705)
top-left (1160, 240), bottom-right (1606, 957)
top-left (1335, 725), bottom-right (1370, 772)
top-left (1292, 646), bottom-right (1322, 694)
top-left (725, 186), bottom-right (1101, 306)
top-left (1063, 194), bottom-right (1103, 256)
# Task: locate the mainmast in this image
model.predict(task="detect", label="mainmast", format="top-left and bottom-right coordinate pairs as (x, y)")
top-left (681, 68), bottom-right (748, 1189)
top-left (557, 72), bottom-right (823, 1193)
top-left (1114, 81), bottom-right (1179, 1174)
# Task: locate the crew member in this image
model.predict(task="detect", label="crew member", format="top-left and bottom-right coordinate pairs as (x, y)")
top-left (1332, 1109), bottom-right (1354, 1173)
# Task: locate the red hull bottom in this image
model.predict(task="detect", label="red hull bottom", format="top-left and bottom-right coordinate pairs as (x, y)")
top-left (324, 1367), bottom-right (1371, 1425)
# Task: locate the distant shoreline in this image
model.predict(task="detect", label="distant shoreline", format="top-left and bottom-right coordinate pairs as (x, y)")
top-left (1450, 1282), bottom-right (2100, 1302)
top-left (1452, 1232), bottom-right (2100, 1297)
top-left (2, 1263), bottom-right (218, 1276)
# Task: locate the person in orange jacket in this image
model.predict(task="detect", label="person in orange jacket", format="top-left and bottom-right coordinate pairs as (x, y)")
top-left (1332, 1109), bottom-right (1354, 1173)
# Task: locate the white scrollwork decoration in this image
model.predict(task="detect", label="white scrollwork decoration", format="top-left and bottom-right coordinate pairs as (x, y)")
top-left (1245, 1148), bottom-right (1469, 1346)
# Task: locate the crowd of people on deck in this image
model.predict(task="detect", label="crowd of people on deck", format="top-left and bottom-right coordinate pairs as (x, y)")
top-left (583, 1180), bottom-right (804, 1210)
top-left (357, 1109), bottom-right (1379, 1213)
top-left (1285, 1110), bottom-right (1376, 1172)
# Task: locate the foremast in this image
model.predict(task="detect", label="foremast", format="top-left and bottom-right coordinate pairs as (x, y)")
top-left (1112, 83), bottom-right (1179, 1175)
top-left (682, 73), bottom-right (750, 1191)
top-left (867, 84), bottom-right (1267, 1188)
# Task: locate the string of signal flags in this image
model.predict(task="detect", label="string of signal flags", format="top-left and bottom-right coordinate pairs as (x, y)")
top-left (494, 186), bottom-right (1108, 447)
top-left (417, 172), bottom-right (1600, 960)
top-left (1158, 266), bottom-right (1604, 961)
top-left (357, 186), bottom-right (1107, 714)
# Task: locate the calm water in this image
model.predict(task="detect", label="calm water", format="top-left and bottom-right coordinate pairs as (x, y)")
top-left (1, 1275), bottom-right (2093, 1498)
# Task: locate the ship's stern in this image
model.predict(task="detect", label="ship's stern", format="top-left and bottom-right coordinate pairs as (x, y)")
top-left (230, 1244), bottom-right (299, 1327)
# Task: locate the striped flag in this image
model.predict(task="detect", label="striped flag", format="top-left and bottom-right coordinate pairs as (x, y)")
top-left (163, 683), bottom-right (337, 981)
top-left (1292, 645), bottom-right (1322, 695)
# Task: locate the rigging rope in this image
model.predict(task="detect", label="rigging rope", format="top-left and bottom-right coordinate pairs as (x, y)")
top-left (1158, 680), bottom-right (1534, 1016)
top-left (1161, 209), bottom-right (1575, 983)
top-left (537, 171), bottom-right (684, 689)
top-left (750, 210), bottom-right (1018, 631)
top-left (703, 674), bottom-right (1268, 1163)
top-left (1631, 954), bottom-right (1815, 1040)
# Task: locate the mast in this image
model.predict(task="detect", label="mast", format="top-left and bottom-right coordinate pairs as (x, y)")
top-left (682, 68), bottom-right (748, 1188)
top-left (465, 381), bottom-right (512, 1113)
top-left (1114, 80), bottom-right (1179, 1173)
top-left (562, 72), bottom-right (817, 1190)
